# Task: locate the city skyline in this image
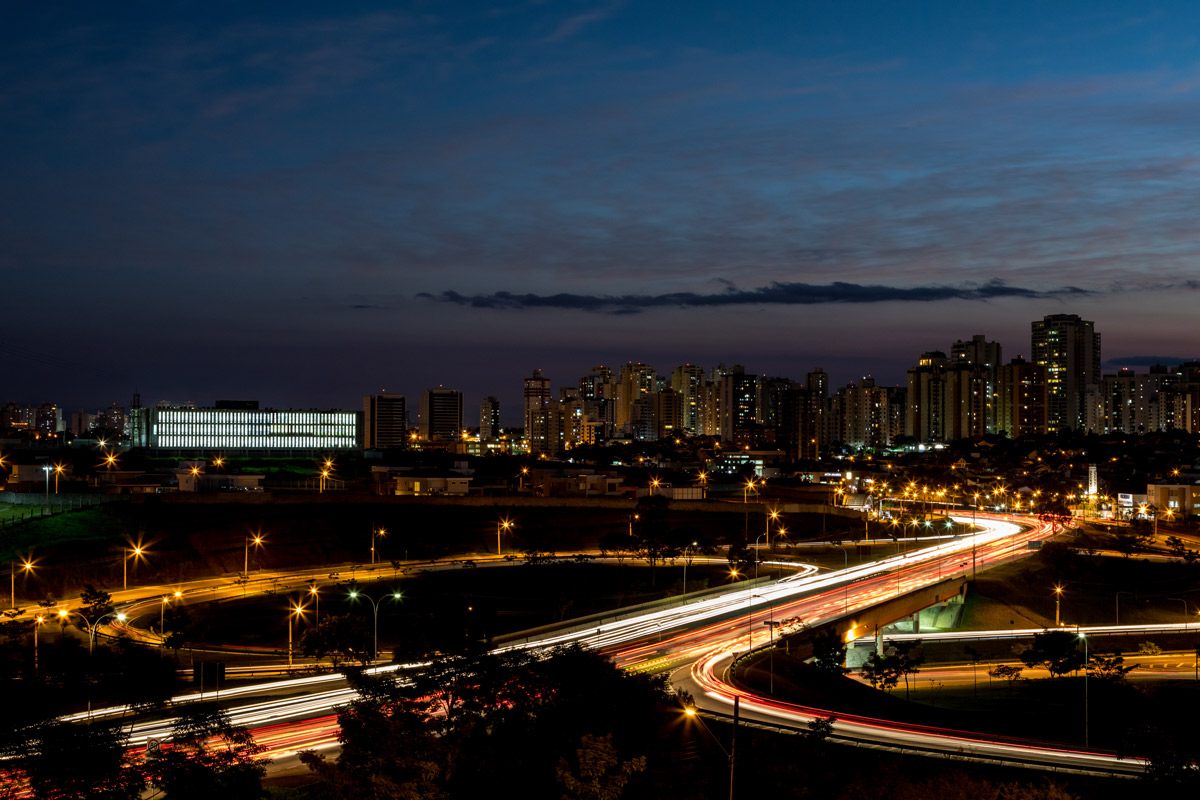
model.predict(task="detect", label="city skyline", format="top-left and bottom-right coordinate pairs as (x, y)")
top-left (5, 2), bottom-right (1200, 413)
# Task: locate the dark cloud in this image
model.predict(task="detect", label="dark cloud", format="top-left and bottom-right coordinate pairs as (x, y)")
top-left (1102, 356), bottom-right (1200, 368)
top-left (419, 279), bottom-right (1092, 313)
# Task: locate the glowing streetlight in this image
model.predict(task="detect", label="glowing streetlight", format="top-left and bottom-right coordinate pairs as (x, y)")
top-left (245, 534), bottom-right (264, 577)
top-left (348, 589), bottom-right (403, 661)
top-left (496, 517), bottom-right (514, 555)
top-left (10, 559), bottom-right (34, 609)
top-left (124, 546), bottom-right (144, 591)
top-left (1054, 585), bottom-right (1064, 626)
top-left (288, 601), bottom-right (306, 668)
top-left (57, 608), bottom-right (128, 654)
top-left (309, 584), bottom-right (320, 625)
top-left (372, 527), bottom-right (387, 565)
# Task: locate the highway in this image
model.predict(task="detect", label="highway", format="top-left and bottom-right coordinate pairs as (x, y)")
top-left (31, 513), bottom-right (1164, 777)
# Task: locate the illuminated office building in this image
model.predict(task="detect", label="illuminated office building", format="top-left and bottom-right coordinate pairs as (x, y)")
top-left (130, 401), bottom-right (359, 451)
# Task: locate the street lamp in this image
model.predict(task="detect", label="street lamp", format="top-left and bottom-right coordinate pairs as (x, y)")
top-left (348, 589), bottom-right (403, 661)
top-left (372, 527), bottom-right (387, 564)
top-left (10, 559), bottom-right (34, 609)
top-left (288, 601), bottom-right (307, 668)
top-left (497, 517), bottom-right (513, 555)
top-left (124, 546), bottom-right (144, 592)
top-left (309, 584), bottom-right (320, 625)
top-left (245, 534), bottom-right (264, 578)
top-left (1054, 585), bottom-right (1063, 627)
top-left (57, 608), bottom-right (128, 654)
top-left (1079, 630), bottom-right (1089, 747)
top-left (43, 464), bottom-right (50, 510)
top-left (682, 541), bottom-right (698, 595)
top-left (33, 615), bottom-right (45, 673)
top-left (765, 508), bottom-right (779, 549)
top-left (682, 697), bottom-right (738, 800)
top-left (53, 463), bottom-right (63, 494)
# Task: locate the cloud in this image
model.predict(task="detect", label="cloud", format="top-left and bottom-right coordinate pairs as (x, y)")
top-left (419, 278), bottom-right (1092, 313)
top-left (543, 1), bottom-right (625, 43)
top-left (1102, 355), bottom-right (1199, 368)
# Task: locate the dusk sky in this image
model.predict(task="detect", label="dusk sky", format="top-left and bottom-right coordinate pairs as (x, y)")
top-left (5, 1), bottom-right (1200, 423)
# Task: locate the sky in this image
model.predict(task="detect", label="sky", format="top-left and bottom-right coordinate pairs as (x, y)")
top-left (4, 1), bottom-right (1200, 423)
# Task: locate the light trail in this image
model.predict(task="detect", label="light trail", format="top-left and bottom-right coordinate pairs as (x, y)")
top-left (38, 514), bottom-right (1156, 775)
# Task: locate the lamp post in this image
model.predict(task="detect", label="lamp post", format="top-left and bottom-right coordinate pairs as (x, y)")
top-left (372, 527), bottom-right (386, 565)
top-left (158, 591), bottom-right (182, 650)
top-left (682, 542), bottom-right (698, 595)
top-left (1054, 585), bottom-right (1063, 627)
top-left (57, 608), bottom-right (128, 655)
top-left (497, 517), bottom-right (513, 555)
top-left (244, 535), bottom-right (264, 578)
top-left (33, 615), bottom-right (45, 673)
top-left (765, 508), bottom-right (779, 549)
top-left (287, 601), bottom-right (308, 668)
top-left (309, 585), bottom-right (320, 626)
top-left (1079, 630), bottom-right (1089, 747)
top-left (10, 559), bottom-right (34, 609)
top-left (124, 546), bottom-right (144, 592)
top-left (348, 589), bottom-right (403, 661)
top-left (683, 698), bottom-right (737, 800)
top-left (1115, 591), bottom-right (1136, 625)
top-left (43, 464), bottom-right (50, 511)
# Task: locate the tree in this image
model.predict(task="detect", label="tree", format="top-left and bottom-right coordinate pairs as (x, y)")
top-left (1138, 641), bottom-right (1162, 656)
top-left (888, 639), bottom-right (924, 698)
top-left (810, 630), bottom-right (847, 674)
top-left (19, 719), bottom-right (145, 800)
top-left (598, 532), bottom-right (633, 565)
top-left (300, 614), bottom-right (372, 668)
top-left (1164, 536), bottom-right (1199, 564)
top-left (987, 664), bottom-right (1024, 696)
top-left (630, 495), bottom-right (676, 584)
top-left (80, 585), bottom-right (114, 619)
top-left (1087, 652), bottom-right (1136, 683)
top-left (860, 652), bottom-right (902, 692)
top-left (555, 734), bottom-right (645, 800)
top-left (1019, 630), bottom-right (1085, 678)
top-left (161, 603), bottom-right (194, 656)
top-left (146, 703), bottom-right (269, 800)
top-left (804, 715), bottom-right (837, 745)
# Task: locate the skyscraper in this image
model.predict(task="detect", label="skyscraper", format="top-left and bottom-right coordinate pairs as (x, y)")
top-left (363, 393), bottom-right (408, 448)
top-left (418, 388), bottom-right (463, 440)
top-left (1031, 314), bottom-right (1101, 433)
top-left (523, 369), bottom-right (552, 451)
top-left (479, 396), bottom-right (501, 440)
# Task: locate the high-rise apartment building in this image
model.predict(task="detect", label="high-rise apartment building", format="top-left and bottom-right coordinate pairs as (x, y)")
top-left (616, 362), bottom-right (656, 434)
top-left (418, 388), bottom-right (463, 440)
top-left (479, 396), bottom-right (501, 440)
top-left (950, 334), bottom-right (1002, 433)
top-left (718, 365), bottom-right (757, 442)
top-left (996, 356), bottom-right (1048, 437)
top-left (363, 393), bottom-right (408, 448)
top-left (670, 364), bottom-right (705, 433)
top-left (523, 369), bottom-right (552, 451)
top-left (1031, 314), bottom-right (1101, 433)
top-left (906, 351), bottom-right (949, 443)
top-left (838, 377), bottom-right (891, 449)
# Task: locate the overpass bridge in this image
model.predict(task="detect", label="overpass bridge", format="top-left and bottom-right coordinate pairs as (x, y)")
top-left (779, 574), bottom-right (969, 661)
